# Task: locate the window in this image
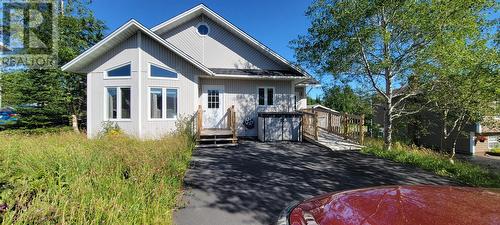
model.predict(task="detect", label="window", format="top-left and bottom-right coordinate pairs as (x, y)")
top-left (207, 90), bottom-right (220, 109)
top-left (197, 23), bottom-right (209, 35)
top-left (149, 88), bottom-right (178, 119)
top-left (106, 87), bottom-right (131, 119)
top-left (150, 64), bottom-right (178, 79)
top-left (488, 136), bottom-right (499, 150)
top-left (150, 88), bottom-right (162, 119)
top-left (107, 64), bottom-right (131, 77)
top-left (166, 89), bottom-right (178, 118)
top-left (258, 87), bottom-right (274, 106)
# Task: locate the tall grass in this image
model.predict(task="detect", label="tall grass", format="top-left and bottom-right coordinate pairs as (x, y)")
top-left (361, 138), bottom-right (500, 188)
top-left (0, 130), bottom-right (194, 224)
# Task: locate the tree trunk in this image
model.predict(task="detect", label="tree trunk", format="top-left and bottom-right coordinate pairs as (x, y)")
top-left (383, 101), bottom-right (393, 150)
top-left (71, 114), bottom-right (79, 133)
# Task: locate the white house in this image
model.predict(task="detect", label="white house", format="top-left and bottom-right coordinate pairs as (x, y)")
top-left (62, 4), bottom-right (317, 140)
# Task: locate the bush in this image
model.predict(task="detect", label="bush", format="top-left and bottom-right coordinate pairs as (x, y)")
top-left (0, 128), bottom-right (194, 224)
top-left (361, 138), bottom-right (500, 188)
top-left (0, 126), bottom-right (73, 135)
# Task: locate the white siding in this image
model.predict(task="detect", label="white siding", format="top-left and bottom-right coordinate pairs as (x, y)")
top-left (87, 34), bottom-right (139, 138)
top-left (159, 15), bottom-right (287, 70)
top-left (140, 34), bottom-right (205, 139)
top-left (199, 78), bottom-right (295, 136)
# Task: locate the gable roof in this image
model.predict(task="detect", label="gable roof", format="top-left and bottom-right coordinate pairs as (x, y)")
top-left (151, 4), bottom-right (315, 80)
top-left (61, 19), bottom-right (215, 75)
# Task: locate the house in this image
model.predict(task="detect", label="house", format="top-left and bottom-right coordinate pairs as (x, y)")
top-left (373, 101), bottom-right (500, 155)
top-left (62, 4), bottom-right (316, 140)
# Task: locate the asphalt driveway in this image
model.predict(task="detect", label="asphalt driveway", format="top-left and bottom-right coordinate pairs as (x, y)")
top-left (174, 140), bottom-right (459, 225)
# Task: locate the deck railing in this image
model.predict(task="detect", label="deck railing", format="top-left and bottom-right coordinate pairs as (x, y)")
top-left (301, 108), bottom-right (364, 145)
top-left (196, 105), bottom-right (237, 142)
top-left (227, 105), bottom-right (237, 143)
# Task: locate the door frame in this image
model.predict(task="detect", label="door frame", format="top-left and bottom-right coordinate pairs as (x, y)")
top-left (201, 85), bottom-right (225, 128)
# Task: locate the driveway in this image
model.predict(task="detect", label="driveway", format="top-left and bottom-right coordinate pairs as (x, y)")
top-left (174, 140), bottom-right (459, 225)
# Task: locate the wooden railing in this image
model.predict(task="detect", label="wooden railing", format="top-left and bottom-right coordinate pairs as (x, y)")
top-left (302, 110), bottom-right (319, 140)
top-left (301, 108), bottom-right (365, 145)
top-left (195, 105), bottom-right (237, 142)
top-left (196, 105), bottom-right (203, 139)
top-left (227, 105), bottom-right (237, 143)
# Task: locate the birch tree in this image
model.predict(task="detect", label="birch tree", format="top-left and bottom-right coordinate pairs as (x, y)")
top-left (292, 0), bottom-right (495, 150)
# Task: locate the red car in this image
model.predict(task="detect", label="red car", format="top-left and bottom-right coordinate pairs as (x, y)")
top-left (278, 185), bottom-right (500, 225)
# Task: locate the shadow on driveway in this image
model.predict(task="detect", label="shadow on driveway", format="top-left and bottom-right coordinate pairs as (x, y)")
top-left (174, 140), bottom-right (459, 225)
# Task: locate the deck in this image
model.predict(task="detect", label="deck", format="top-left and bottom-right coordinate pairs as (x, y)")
top-left (200, 129), bottom-right (233, 136)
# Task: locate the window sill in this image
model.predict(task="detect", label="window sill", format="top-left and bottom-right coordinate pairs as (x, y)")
top-left (107, 119), bottom-right (132, 122)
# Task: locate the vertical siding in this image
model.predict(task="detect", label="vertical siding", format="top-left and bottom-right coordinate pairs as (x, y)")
top-left (199, 78), bottom-right (295, 136)
top-left (87, 34), bottom-right (139, 138)
top-left (139, 34), bottom-right (205, 139)
top-left (160, 15), bottom-right (286, 70)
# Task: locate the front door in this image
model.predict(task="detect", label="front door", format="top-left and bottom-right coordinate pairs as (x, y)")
top-left (202, 85), bottom-right (225, 128)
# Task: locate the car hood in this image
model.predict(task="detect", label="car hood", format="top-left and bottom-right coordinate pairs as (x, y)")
top-left (289, 185), bottom-right (500, 225)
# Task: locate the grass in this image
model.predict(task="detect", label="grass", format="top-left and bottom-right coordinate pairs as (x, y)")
top-left (0, 128), bottom-right (195, 224)
top-left (361, 138), bottom-right (500, 188)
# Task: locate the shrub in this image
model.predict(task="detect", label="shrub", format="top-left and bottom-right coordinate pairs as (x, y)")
top-left (0, 127), bottom-right (194, 224)
top-left (361, 138), bottom-right (500, 188)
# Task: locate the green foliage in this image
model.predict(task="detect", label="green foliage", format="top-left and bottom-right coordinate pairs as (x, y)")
top-left (292, 0), bottom-right (496, 149)
top-left (0, 0), bottom-right (105, 128)
top-left (307, 96), bottom-right (322, 105)
top-left (0, 129), bottom-right (194, 224)
top-left (322, 85), bottom-right (372, 117)
top-left (0, 126), bottom-right (72, 135)
top-left (361, 138), bottom-right (500, 188)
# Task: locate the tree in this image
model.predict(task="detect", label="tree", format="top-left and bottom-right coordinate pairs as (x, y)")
top-left (0, 0), bottom-right (105, 130)
top-left (425, 42), bottom-right (498, 161)
top-left (292, 0), bottom-right (495, 150)
top-left (322, 85), bottom-right (372, 116)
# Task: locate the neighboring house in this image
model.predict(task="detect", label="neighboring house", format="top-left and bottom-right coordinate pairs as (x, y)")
top-left (373, 102), bottom-right (500, 155)
top-left (62, 4), bottom-right (316, 139)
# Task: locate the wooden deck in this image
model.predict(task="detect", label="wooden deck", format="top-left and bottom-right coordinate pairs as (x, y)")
top-left (200, 129), bottom-right (233, 136)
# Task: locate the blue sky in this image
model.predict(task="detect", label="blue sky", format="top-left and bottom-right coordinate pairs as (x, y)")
top-left (88, 0), bottom-right (323, 98)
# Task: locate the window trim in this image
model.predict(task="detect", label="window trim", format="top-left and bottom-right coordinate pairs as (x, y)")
top-left (147, 86), bottom-right (179, 121)
top-left (104, 86), bottom-right (132, 121)
top-left (104, 62), bottom-right (132, 79)
top-left (488, 135), bottom-right (499, 150)
top-left (196, 22), bottom-right (210, 36)
top-left (147, 62), bottom-right (179, 80)
top-left (257, 87), bottom-right (275, 106)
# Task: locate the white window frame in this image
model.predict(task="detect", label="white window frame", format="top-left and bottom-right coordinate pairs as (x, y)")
top-left (104, 86), bottom-right (131, 121)
top-left (257, 87), bottom-right (275, 106)
top-left (147, 62), bottom-right (179, 80)
top-left (196, 22), bottom-right (210, 36)
top-left (488, 136), bottom-right (499, 150)
top-left (104, 62), bottom-right (132, 79)
top-left (147, 87), bottom-right (179, 121)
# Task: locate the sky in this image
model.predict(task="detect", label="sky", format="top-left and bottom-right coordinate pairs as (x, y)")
top-left (88, 0), bottom-right (323, 98)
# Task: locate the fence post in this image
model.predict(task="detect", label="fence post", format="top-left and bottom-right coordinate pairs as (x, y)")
top-left (314, 111), bottom-right (319, 140)
top-left (328, 112), bottom-right (332, 132)
top-left (359, 114), bottom-right (365, 145)
top-left (197, 105), bottom-right (202, 139)
top-left (343, 113), bottom-right (348, 139)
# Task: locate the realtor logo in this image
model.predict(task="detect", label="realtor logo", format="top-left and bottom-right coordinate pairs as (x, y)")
top-left (1, 0), bottom-right (58, 69)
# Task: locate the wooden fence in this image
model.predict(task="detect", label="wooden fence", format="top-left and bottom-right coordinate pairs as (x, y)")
top-left (301, 108), bottom-right (364, 144)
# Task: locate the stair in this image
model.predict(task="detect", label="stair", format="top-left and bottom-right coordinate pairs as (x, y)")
top-left (196, 129), bottom-right (238, 148)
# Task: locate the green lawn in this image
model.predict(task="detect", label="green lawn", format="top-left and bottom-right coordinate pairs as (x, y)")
top-left (361, 138), bottom-right (500, 188)
top-left (0, 129), bottom-right (194, 224)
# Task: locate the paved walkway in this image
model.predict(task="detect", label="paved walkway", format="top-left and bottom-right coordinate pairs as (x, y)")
top-left (174, 140), bottom-right (459, 225)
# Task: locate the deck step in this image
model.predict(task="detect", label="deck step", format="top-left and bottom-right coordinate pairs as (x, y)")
top-left (198, 138), bottom-right (236, 142)
top-left (196, 143), bottom-right (238, 148)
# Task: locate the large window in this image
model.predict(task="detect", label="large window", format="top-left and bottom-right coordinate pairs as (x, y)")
top-left (150, 64), bottom-right (178, 79)
top-left (149, 87), bottom-right (178, 119)
top-left (107, 87), bottom-right (131, 119)
top-left (258, 87), bottom-right (274, 106)
top-left (106, 64), bottom-right (131, 78)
